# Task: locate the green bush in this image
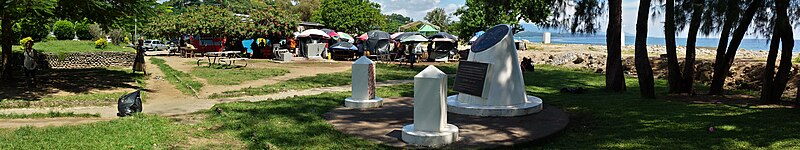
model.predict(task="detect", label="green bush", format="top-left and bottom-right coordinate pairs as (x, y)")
top-left (44, 35), bottom-right (57, 42)
top-left (13, 21), bottom-right (51, 41)
top-left (74, 21), bottom-right (92, 40)
top-left (53, 20), bottom-right (75, 40)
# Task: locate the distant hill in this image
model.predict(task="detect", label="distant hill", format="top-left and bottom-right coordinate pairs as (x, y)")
top-left (518, 23), bottom-right (634, 36)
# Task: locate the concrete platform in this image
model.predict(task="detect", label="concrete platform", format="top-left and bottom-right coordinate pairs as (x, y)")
top-left (446, 95), bottom-right (544, 117)
top-left (344, 97), bottom-right (383, 109)
top-left (324, 97), bottom-right (569, 149)
top-left (401, 124), bottom-right (459, 147)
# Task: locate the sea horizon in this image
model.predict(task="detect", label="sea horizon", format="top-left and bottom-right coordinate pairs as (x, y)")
top-left (515, 35), bottom-right (800, 52)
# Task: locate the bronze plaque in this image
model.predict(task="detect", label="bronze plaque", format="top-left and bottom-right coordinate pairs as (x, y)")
top-left (453, 61), bottom-right (489, 97)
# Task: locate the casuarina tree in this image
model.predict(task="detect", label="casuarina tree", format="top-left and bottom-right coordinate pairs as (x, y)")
top-left (760, 0), bottom-right (795, 104)
top-left (634, 0), bottom-right (656, 98)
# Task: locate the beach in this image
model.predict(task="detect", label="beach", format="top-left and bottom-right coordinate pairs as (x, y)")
top-left (506, 42), bottom-right (800, 97)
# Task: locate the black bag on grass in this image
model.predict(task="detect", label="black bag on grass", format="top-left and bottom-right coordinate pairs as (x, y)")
top-left (117, 90), bottom-right (143, 117)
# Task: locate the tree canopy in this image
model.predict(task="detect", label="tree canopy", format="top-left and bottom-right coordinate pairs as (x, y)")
top-left (310, 0), bottom-right (385, 34)
top-left (144, 5), bottom-right (299, 39)
top-left (383, 13), bottom-right (412, 33)
top-left (275, 0), bottom-right (321, 21)
top-left (424, 8), bottom-right (451, 32)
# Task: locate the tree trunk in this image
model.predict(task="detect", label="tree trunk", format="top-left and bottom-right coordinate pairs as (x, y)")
top-left (708, 0), bottom-right (737, 94)
top-left (708, 0), bottom-right (764, 95)
top-left (681, 0), bottom-right (704, 94)
top-left (1, 13), bottom-right (13, 80)
top-left (665, 0), bottom-right (686, 94)
top-left (762, 0), bottom-right (794, 103)
top-left (761, 27), bottom-right (781, 103)
top-left (634, 0), bottom-right (655, 98)
top-left (606, 0), bottom-right (626, 92)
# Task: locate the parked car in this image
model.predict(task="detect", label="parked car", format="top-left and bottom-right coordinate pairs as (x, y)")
top-left (143, 40), bottom-right (169, 51)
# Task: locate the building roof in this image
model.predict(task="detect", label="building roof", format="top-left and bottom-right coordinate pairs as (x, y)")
top-left (398, 21), bottom-right (440, 32)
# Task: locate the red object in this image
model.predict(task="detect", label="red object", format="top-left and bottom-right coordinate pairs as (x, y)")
top-left (358, 33), bottom-right (368, 41)
top-left (191, 36), bottom-right (225, 53)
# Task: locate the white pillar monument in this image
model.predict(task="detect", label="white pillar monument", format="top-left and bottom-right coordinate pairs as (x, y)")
top-left (446, 24), bottom-right (543, 117)
top-left (402, 65), bottom-right (459, 147)
top-left (344, 56), bottom-right (383, 108)
top-left (543, 32), bottom-right (551, 44)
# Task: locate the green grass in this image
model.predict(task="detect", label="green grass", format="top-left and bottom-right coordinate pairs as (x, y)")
top-left (0, 111), bottom-right (100, 119)
top-left (208, 63), bottom-right (457, 98)
top-left (0, 67), bottom-right (147, 108)
top-left (203, 92), bottom-right (393, 149)
top-left (4, 65), bottom-right (800, 149)
top-left (0, 114), bottom-right (187, 149)
top-left (12, 40), bottom-right (134, 54)
top-left (0, 92), bottom-right (129, 108)
top-left (151, 57), bottom-right (203, 96)
top-left (191, 64), bottom-right (289, 85)
top-left (205, 65), bottom-right (800, 149)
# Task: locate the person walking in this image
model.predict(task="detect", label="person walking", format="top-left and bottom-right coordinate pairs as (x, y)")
top-left (23, 40), bottom-right (38, 86)
top-left (132, 38), bottom-right (146, 74)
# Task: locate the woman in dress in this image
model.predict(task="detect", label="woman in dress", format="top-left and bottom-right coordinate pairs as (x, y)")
top-left (23, 40), bottom-right (37, 86)
top-left (133, 38), bottom-right (146, 74)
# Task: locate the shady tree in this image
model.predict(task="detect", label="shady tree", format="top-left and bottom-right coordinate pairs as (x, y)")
top-left (145, 5), bottom-right (299, 50)
top-left (1, 0), bottom-right (159, 80)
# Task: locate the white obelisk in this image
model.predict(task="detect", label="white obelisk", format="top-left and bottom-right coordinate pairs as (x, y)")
top-left (344, 56), bottom-right (383, 108)
top-left (402, 65), bottom-right (459, 147)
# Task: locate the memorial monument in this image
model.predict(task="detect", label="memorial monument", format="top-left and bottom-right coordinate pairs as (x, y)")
top-left (344, 56), bottom-right (383, 108)
top-left (447, 24), bottom-right (543, 117)
top-left (402, 65), bottom-right (459, 147)
top-left (543, 32), bottom-right (551, 44)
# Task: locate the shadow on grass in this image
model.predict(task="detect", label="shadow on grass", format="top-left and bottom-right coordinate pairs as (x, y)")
top-left (503, 65), bottom-right (800, 149)
top-left (202, 64), bottom-right (800, 149)
top-left (0, 68), bottom-right (143, 101)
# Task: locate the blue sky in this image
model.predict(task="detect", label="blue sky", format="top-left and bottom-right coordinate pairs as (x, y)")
top-left (373, 0), bottom-right (800, 39)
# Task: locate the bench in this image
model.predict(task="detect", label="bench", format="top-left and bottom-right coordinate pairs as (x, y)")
top-left (219, 58), bottom-right (249, 67)
top-left (197, 57), bottom-right (228, 66)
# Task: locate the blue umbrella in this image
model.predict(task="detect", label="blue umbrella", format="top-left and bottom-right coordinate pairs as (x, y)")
top-left (330, 42), bottom-right (357, 50)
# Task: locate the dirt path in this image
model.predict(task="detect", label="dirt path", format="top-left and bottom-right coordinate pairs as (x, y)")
top-left (157, 57), bottom-right (352, 98)
top-left (0, 56), bottom-right (410, 128)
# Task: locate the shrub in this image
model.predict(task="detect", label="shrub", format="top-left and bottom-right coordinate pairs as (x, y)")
top-left (124, 36), bottom-right (131, 44)
top-left (95, 38), bottom-right (107, 49)
top-left (44, 35), bottom-right (57, 42)
top-left (74, 21), bottom-right (92, 40)
top-left (88, 23), bottom-right (105, 40)
top-left (19, 37), bottom-right (33, 50)
top-left (13, 21), bottom-right (51, 41)
top-left (107, 29), bottom-right (124, 45)
top-left (53, 20), bottom-right (75, 40)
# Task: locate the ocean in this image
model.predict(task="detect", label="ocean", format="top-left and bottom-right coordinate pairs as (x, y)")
top-left (514, 35), bottom-right (800, 52)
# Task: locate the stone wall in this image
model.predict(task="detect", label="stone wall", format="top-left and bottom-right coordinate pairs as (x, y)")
top-left (17, 52), bottom-right (135, 69)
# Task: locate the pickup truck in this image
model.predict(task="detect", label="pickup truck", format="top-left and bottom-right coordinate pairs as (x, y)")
top-left (143, 40), bottom-right (169, 51)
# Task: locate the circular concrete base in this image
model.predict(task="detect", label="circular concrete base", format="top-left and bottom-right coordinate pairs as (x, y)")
top-left (446, 95), bottom-right (543, 117)
top-left (401, 124), bottom-right (459, 147)
top-left (324, 97), bottom-right (569, 149)
top-left (344, 97), bottom-right (384, 108)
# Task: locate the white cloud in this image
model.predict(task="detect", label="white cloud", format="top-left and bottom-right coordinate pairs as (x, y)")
top-left (371, 0), bottom-right (440, 21)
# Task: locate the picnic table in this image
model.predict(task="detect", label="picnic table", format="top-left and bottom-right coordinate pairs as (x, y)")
top-left (179, 46), bottom-right (198, 58)
top-left (197, 51), bottom-right (249, 67)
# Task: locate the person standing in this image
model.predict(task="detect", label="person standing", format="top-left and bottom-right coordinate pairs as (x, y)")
top-left (132, 38), bottom-right (146, 74)
top-left (23, 40), bottom-right (37, 86)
